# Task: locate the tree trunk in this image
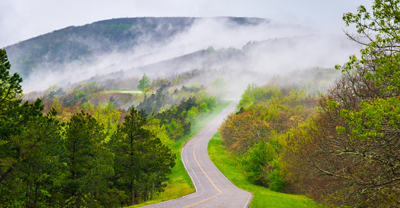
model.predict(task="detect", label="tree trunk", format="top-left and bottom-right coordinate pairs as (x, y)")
top-left (131, 180), bottom-right (135, 205)
top-left (27, 183), bottom-right (31, 206)
top-left (151, 182), bottom-right (154, 200)
top-left (34, 183), bottom-right (39, 206)
top-left (144, 187), bottom-right (147, 201)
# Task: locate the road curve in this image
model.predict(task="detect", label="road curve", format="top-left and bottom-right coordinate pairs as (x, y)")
top-left (143, 100), bottom-right (252, 208)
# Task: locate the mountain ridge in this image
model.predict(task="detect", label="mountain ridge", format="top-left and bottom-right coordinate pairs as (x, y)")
top-left (3, 17), bottom-right (270, 78)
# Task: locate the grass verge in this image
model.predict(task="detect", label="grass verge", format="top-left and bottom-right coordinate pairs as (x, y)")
top-left (133, 100), bottom-right (232, 207)
top-left (208, 132), bottom-right (316, 208)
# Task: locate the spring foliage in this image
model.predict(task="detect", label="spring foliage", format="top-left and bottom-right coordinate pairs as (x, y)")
top-left (218, 1), bottom-right (400, 207)
top-left (1, 45), bottom-right (225, 207)
top-left (286, 1), bottom-right (400, 206)
top-left (219, 84), bottom-right (318, 192)
top-left (0, 49), bottom-right (177, 207)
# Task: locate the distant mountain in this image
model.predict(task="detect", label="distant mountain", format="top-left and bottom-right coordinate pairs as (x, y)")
top-left (2, 16), bottom-right (361, 93)
top-left (126, 35), bottom-right (360, 76)
top-left (3, 17), bottom-right (270, 78)
top-left (73, 34), bottom-right (358, 90)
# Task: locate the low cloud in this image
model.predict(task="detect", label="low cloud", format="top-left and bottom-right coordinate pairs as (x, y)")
top-left (20, 17), bottom-right (361, 94)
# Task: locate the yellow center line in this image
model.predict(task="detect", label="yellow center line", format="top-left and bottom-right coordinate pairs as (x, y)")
top-left (182, 119), bottom-right (223, 208)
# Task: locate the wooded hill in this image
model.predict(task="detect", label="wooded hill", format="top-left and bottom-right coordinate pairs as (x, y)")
top-left (1, 15), bottom-right (360, 95)
top-left (219, 1), bottom-right (400, 207)
top-left (3, 17), bottom-right (269, 78)
top-left (0, 48), bottom-right (230, 207)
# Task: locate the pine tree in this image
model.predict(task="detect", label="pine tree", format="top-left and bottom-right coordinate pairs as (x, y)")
top-left (137, 73), bottom-right (151, 91)
top-left (63, 111), bottom-right (114, 207)
top-left (109, 107), bottom-right (175, 205)
top-left (0, 49), bottom-right (63, 206)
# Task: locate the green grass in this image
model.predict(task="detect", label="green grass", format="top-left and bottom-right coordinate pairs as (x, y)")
top-left (208, 132), bottom-right (316, 208)
top-left (132, 100), bottom-right (232, 207)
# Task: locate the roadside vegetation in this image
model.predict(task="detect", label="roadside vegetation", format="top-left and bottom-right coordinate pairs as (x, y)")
top-left (215, 1), bottom-right (400, 207)
top-left (2, 1), bottom-right (399, 207)
top-left (0, 46), bottom-right (231, 207)
top-left (208, 133), bottom-right (314, 208)
top-left (133, 101), bottom-right (231, 207)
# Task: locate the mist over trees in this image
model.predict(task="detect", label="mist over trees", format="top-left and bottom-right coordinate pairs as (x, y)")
top-left (287, 1), bottom-right (400, 206)
top-left (137, 73), bottom-right (151, 91)
top-left (0, 49), bottom-right (178, 207)
top-left (4, 17), bottom-right (197, 78)
top-left (218, 1), bottom-right (400, 207)
top-left (3, 17), bottom-right (269, 80)
top-left (2, 0), bottom-right (399, 207)
top-left (1, 37), bottom-right (233, 206)
top-left (0, 13), bottom-right (360, 94)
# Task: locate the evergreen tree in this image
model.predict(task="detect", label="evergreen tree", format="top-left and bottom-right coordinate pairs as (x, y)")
top-left (0, 49), bottom-right (42, 149)
top-left (137, 73), bottom-right (151, 91)
top-left (0, 49), bottom-right (64, 207)
top-left (0, 109), bottom-right (63, 207)
top-left (63, 111), bottom-right (116, 207)
top-left (109, 107), bottom-right (175, 205)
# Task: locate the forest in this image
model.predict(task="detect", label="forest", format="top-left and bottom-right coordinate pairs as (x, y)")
top-left (5, 17), bottom-right (196, 78)
top-left (2, 0), bottom-right (400, 207)
top-left (218, 1), bottom-right (400, 207)
top-left (4, 17), bottom-right (268, 79)
top-left (0, 47), bottom-right (227, 207)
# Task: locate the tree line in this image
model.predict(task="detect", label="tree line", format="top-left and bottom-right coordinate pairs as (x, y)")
top-left (219, 1), bottom-right (400, 207)
top-left (1, 45), bottom-right (227, 207)
top-left (0, 49), bottom-right (175, 207)
top-left (219, 84), bottom-right (318, 191)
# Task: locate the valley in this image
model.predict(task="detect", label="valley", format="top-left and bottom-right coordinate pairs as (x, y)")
top-left (1, 1), bottom-right (400, 207)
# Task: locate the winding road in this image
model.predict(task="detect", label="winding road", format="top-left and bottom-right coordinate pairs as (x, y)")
top-left (143, 100), bottom-right (252, 208)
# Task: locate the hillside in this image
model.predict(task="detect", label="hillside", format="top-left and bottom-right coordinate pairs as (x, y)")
top-left (2, 16), bottom-right (361, 95)
top-left (4, 17), bottom-right (269, 78)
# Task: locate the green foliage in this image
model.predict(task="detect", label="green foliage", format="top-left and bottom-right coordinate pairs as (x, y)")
top-left (219, 81), bottom-right (318, 195)
top-left (340, 1), bottom-right (400, 95)
top-left (238, 83), bottom-right (282, 109)
top-left (0, 49), bottom-right (41, 138)
top-left (0, 49), bottom-right (66, 207)
top-left (202, 95), bottom-right (217, 110)
top-left (76, 91), bottom-right (86, 99)
top-left (208, 133), bottom-right (314, 208)
top-left (144, 116), bottom-right (175, 150)
top-left (239, 141), bottom-right (271, 184)
top-left (186, 106), bottom-right (199, 122)
top-left (153, 97), bottom-right (197, 140)
top-left (63, 111), bottom-right (117, 207)
top-left (90, 101), bottom-right (121, 132)
top-left (277, 1), bottom-right (400, 207)
top-left (206, 46), bottom-right (215, 53)
top-left (48, 87), bottom-right (66, 99)
top-left (0, 111), bottom-right (63, 207)
top-left (109, 107), bottom-right (175, 205)
top-left (0, 49), bottom-right (181, 207)
top-left (137, 73), bottom-right (151, 91)
top-left (239, 136), bottom-right (287, 192)
top-left (199, 102), bottom-right (210, 114)
top-left (61, 82), bottom-right (103, 106)
top-left (164, 118), bottom-right (185, 141)
top-left (6, 18), bottom-right (197, 78)
top-left (132, 101), bottom-right (232, 207)
top-left (266, 159), bottom-right (287, 192)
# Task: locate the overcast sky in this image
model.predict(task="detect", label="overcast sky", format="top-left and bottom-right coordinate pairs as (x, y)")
top-left (0, 0), bottom-right (373, 48)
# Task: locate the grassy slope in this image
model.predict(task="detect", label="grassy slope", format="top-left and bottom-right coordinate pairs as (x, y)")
top-left (133, 100), bottom-right (232, 207)
top-left (208, 133), bottom-right (316, 208)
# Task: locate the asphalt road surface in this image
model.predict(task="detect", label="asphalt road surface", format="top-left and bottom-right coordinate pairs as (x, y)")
top-left (143, 100), bottom-right (252, 208)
